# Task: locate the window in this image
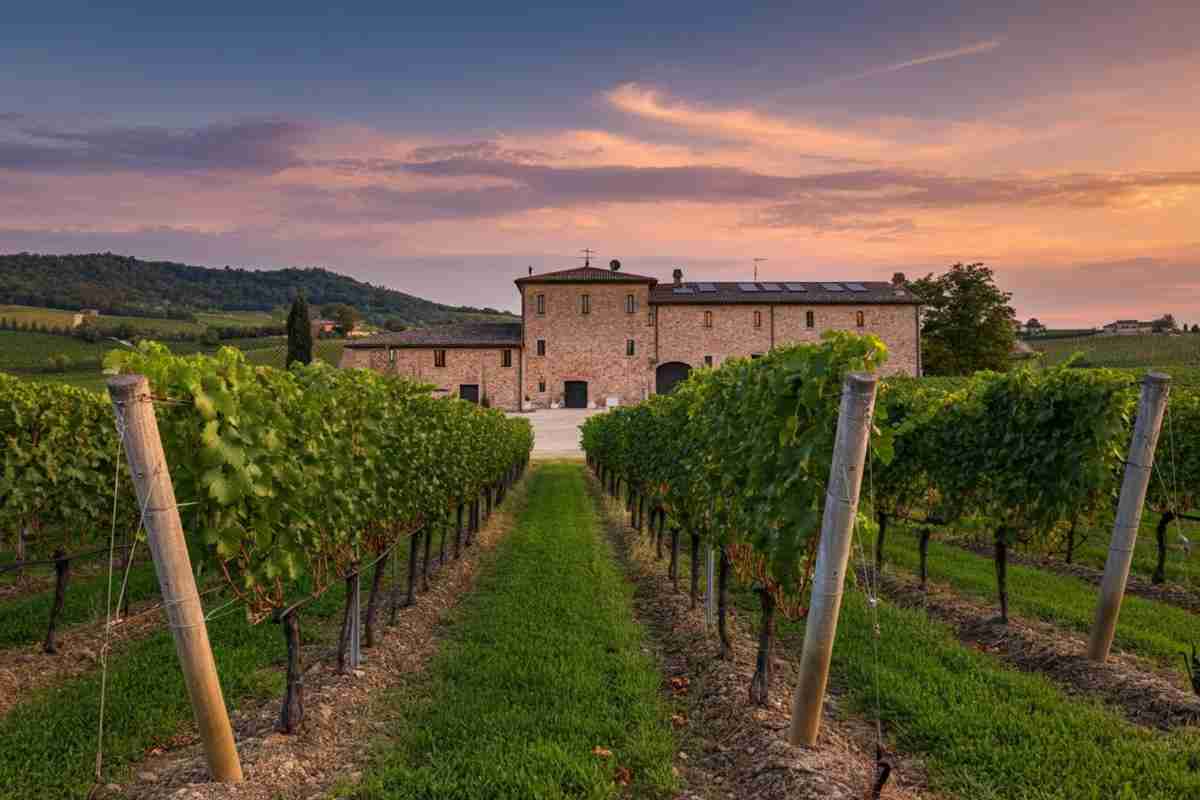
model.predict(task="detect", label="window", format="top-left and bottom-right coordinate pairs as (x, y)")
top-left (536, 293), bottom-right (545, 315)
top-left (388, 348), bottom-right (396, 364)
top-left (536, 339), bottom-right (546, 356)
top-left (751, 353), bottom-right (763, 359)
top-left (626, 339), bottom-right (635, 356)
top-left (703, 310), bottom-right (713, 328)
top-left (856, 310), bottom-right (865, 328)
top-left (434, 349), bottom-right (446, 368)
top-left (625, 293), bottom-right (636, 314)
top-left (538, 380), bottom-right (546, 393)
top-left (753, 310), bottom-right (762, 328)
top-left (704, 355), bottom-right (713, 367)
top-left (805, 310), bottom-right (815, 329)
top-left (501, 349), bottom-right (512, 368)
top-left (580, 294), bottom-right (591, 315)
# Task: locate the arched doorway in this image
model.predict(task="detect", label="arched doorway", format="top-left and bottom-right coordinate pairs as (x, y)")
top-left (655, 361), bottom-right (691, 395)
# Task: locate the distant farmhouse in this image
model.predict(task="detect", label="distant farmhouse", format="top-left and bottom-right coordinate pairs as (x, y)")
top-left (341, 260), bottom-right (922, 410)
top-left (1101, 319), bottom-right (1155, 336)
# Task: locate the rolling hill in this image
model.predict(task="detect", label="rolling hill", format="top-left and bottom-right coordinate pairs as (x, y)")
top-left (0, 252), bottom-right (514, 325)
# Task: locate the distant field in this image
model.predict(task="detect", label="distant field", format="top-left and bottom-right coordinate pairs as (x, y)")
top-left (0, 304), bottom-right (275, 334)
top-left (1032, 333), bottom-right (1200, 369)
top-left (242, 339), bottom-right (344, 368)
top-left (0, 330), bottom-right (298, 392)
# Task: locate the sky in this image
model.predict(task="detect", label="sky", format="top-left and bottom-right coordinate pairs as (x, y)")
top-left (2, 1), bottom-right (1198, 325)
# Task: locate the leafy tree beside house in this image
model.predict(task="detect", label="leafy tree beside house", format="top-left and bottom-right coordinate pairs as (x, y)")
top-left (909, 263), bottom-right (1016, 376)
top-left (1151, 314), bottom-right (1178, 333)
top-left (286, 293), bottom-right (313, 367)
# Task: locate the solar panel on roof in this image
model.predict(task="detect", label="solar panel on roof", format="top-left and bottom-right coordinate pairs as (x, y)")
top-left (845, 282), bottom-right (868, 292)
top-left (821, 282), bottom-right (845, 291)
top-left (673, 287), bottom-right (695, 294)
top-left (758, 282), bottom-right (781, 291)
top-left (784, 282), bottom-right (807, 292)
top-left (698, 282), bottom-right (717, 292)
top-left (737, 282), bottom-right (760, 292)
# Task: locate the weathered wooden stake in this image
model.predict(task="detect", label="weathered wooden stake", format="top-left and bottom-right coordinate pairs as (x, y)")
top-left (789, 372), bottom-right (879, 747)
top-left (107, 374), bottom-right (243, 782)
top-left (1088, 372), bottom-right (1170, 662)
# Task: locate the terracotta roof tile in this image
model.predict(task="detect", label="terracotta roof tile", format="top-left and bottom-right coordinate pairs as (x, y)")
top-left (515, 265), bottom-right (657, 284)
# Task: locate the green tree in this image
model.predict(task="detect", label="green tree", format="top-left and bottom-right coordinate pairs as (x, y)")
top-left (286, 293), bottom-right (313, 367)
top-left (334, 304), bottom-right (360, 334)
top-left (909, 263), bottom-right (1016, 375)
top-left (1151, 314), bottom-right (1178, 333)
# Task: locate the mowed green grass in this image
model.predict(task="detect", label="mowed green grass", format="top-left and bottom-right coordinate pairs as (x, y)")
top-left (800, 592), bottom-right (1200, 799)
top-left (1057, 510), bottom-right (1200, 590)
top-left (0, 523), bottom-right (443, 799)
top-left (0, 576), bottom-right (351, 798)
top-left (352, 463), bottom-right (677, 800)
top-left (878, 525), bottom-right (1200, 668)
top-left (638, 509), bottom-right (1200, 800)
top-left (0, 559), bottom-right (161, 649)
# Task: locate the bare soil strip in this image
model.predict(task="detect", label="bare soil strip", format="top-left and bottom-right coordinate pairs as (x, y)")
top-left (876, 568), bottom-right (1200, 730)
top-left (588, 474), bottom-right (934, 800)
top-left (106, 479), bottom-right (528, 800)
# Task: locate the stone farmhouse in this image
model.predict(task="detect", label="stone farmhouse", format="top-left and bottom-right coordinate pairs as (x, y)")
top-left (341, 261), bottom-right (922, 410)
top-left (1100, 319), bottom-right (1155, 336)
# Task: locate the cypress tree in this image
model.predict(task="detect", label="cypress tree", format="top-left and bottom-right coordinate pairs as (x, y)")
top-left (286, 293), bottom-right (313, 367)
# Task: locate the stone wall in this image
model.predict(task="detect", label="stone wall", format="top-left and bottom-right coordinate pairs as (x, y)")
top-left (521, 282), bottom-right (654, 408)
top-left (654, 303), bottom-right (773, 370)
top-left (653, 302), bottom-right (920, 376)
top-left (340, 345), bottom-right (521, 409)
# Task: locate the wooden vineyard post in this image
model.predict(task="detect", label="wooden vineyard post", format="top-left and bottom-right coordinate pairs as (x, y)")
top-left (107, 374), bottom-right (243, 783)
top-left (788, 372), bottom-right (879, 747)
top-left (1088, 372), bottom-right (1170, 662)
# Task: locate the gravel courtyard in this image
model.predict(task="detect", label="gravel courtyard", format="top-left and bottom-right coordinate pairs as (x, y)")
top-left (510, 408), bottom-right (602, 458)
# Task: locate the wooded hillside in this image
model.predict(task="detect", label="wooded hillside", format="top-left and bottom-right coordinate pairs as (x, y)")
top-left (0, 252), bottom-right (513, 324)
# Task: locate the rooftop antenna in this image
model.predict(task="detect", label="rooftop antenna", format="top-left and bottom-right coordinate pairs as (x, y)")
top-left (580, 248), bottom-right (595, 268)
top-left (753, 257), bottom-right (768, 282)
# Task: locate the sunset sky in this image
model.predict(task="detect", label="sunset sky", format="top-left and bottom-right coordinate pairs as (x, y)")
top-left (2, 1), bottom-right (1198, 326)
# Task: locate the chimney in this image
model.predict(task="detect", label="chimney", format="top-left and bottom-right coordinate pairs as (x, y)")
top-left (609, 259), bottom-right (621, 272)
top-left (672, 268), bottom-right (683, 286)
top-left (528, 265), bottom-right (533, 276)
top-left (892, 272), bottom-right (906, 287)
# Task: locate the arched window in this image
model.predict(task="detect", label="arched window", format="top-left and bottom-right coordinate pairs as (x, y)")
top-left (856, 310), bottom-right (865, 328)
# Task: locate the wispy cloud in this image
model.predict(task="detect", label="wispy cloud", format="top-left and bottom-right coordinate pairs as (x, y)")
top-left (831, 38), bottom-right (1003, 84)
top-left (0, 116), bottom-right (314, 175)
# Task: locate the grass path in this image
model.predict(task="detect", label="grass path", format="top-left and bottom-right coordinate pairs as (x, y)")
top-left (351, 462), bottom-right (677, 800)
